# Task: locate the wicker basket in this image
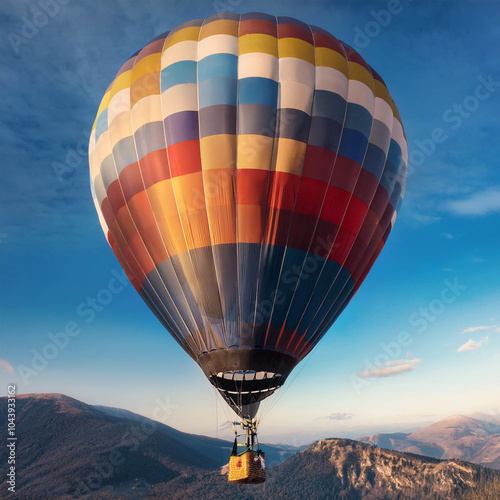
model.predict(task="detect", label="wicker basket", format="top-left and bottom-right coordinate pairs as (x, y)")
top-left (228, 451), bottom-right (266, 484)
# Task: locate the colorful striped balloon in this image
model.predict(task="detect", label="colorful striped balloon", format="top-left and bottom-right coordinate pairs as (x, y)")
top-left (89, 13), bottom-right (407, 418)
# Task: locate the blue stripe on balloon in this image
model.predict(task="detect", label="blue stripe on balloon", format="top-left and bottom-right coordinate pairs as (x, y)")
top-left (301, 268), bottom-right (354, 340)
top-left (160, 61), bottom-right (197, 92)
top-left (134, 121), bottom-right (165, 160)
top-left (343, 103), bottom-right (373, 139)
top-left (95, 109), bottom-right (108, 142)
top-left (112, 136), bottom-right (137, 174)
top-left (278, 108), bottom-right (311, 143)
top-left (285, 259), bottom-right (347, 335)
top-left (269, 248), bottom-right (338, 329)
top-left (380, 139), bottom-right (402, 193)
top-left (141, 242), bottom-right (357, 351)
top-left (153, 259), bottom-right (205, 333)
top-left (312, 90), bottom-right (346, 123)
top-left (308, 116), bottom-right (343, 151)
top-left (199, 105), bottom-right (237, 137)
top-left (99, 155), bottom-right (116, 190)
top-left (361, 142), bottom-right (386, 180)
top-left (338, 128), bottom-right (369, 165)
top-left (311, 277), bottom-right (355, 339)
top-left (238, 103), bottom-right (277, 137)
top-left (198, 54), bottom-right (238, 82)
top-left (199, 77), bottom-right (237, 108)
top-left (238, 77), bottom-right (279, 108)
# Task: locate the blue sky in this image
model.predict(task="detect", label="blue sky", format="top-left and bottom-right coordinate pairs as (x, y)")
top-left (1, 0), bottom-right (499, 444)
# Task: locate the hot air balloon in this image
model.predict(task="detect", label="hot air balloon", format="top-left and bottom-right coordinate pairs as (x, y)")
top-left (89, 12), bottom-right (407, 483)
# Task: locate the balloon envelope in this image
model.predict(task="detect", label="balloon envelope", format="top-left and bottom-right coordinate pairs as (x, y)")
top-left (89, 13), bottom-right (407, 417)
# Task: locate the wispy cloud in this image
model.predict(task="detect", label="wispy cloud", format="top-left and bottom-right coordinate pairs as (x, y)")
top-left (357, 359), bottom-right (421, 378)
top-left (461, 325), bottom-right (496, 334)
top-left (441, 232), bottom-right (455, 239)
top-left (458, 337), bottom-right (488, 352)
top-left (0, 1), bottom-right (197, 242)
top-left (402, 157), bottom-right (488, 227)
top-left (444, 187), bottom-right (500, 216)
top-left (405, 211), bottom-right (441, 225)
top-left (471, 257), bottom-right (486, 264)
top-left (320, 412), bottom-right (353, 421)
top-left (0, 359), bottom-right (14, 374)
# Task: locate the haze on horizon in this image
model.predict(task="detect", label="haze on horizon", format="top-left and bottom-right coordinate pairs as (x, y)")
top-left (1, 0), bottom-right (499, 444)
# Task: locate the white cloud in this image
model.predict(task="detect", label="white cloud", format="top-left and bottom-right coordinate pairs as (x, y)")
top-left (461, 325), bottom-right (496, 334)
top-left (322, 412), bottom-right (353, 421)
top-left (357, 359), bottom-right (421, 378)
top-left (0, 359), bottom-right (14, 374)
top-left (458, 337), bottom-right (488, 352)
top-left (444, 187), bottom-right (500, 216)
top-left (496, 327), bottom-right (500, 333)
top-left (441, 233), bottom-right (455, 239)
top-left (471, 257), bottom-right (486, 263)
top-left (406, 211), bottom-right (441, 225)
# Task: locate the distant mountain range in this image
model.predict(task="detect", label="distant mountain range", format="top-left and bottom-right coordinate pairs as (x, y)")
top-left (358, 414), bottom-right (500, 469)
top-left (0, 393), bottom-right (300, 499)
top-left (0, 394), bottom-right (499, 499)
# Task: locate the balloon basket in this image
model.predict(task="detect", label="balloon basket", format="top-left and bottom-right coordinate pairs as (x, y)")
top-left (228, 418), bottom-right (266, 483)
top-left (228, 451), bottom-right (266, 484)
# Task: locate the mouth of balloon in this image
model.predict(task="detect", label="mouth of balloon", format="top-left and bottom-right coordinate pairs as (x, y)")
top-left (211, 371), bottom-right (283, 419)
top-left (197, 348), bottom-right (298, 417)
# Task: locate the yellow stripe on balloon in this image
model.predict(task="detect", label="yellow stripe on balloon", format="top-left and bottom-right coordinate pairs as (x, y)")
top-left (92, 90), bottom-right (111, 131)
top-left (239, 34), bottom-right (278, 57)
top-left (200, 135), bottom-right (236, 171)
top-left (163, 26), bottom-right (200, 51)
top-left (347, 62), bottom-right (374, 89)
top-left (314, 47), bottom-right (348, 77)
top-left (278, 38), bottom-right (315, 64)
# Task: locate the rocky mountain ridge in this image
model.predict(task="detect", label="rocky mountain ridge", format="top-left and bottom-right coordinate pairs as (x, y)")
top-left (358, 414), bottom-right (500, 469)
top-left (1, 394), bottom-right (499, 499)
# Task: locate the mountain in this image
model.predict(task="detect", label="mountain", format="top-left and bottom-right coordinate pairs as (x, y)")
top-left (251, 438), bottom-right (500, 500)
top-left (1, 394), bottom-right (499, 499)
top-left (91, 402), bottom-right (304, 466)
top-left (151, 439), bottom-right (500, 500)
top-left (469, 411), bottom-right (500, 426)
top-left (359, 415), bottom-right (500, 469)
top-left (0, 393), bottom-right (298, 499)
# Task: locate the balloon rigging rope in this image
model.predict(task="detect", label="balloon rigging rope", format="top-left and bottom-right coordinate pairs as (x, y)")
top-left (214, 387), bottom-right (223, 465)
top-left (257, 347), bottom-right (319, 426)
top-left (214, 386), bottom-right (237, 437)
